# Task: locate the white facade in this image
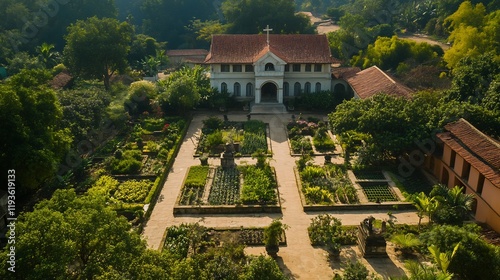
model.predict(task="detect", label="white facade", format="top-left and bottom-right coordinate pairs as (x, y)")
top-left (210, 51), bottom-right (332, 104)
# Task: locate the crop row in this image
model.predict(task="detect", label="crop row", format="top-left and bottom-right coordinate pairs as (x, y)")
top-left (208, 167), bottom-right (241, 205)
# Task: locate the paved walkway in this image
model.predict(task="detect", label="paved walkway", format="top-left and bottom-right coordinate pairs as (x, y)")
top-left (142, 112), bottom-right (420, 279)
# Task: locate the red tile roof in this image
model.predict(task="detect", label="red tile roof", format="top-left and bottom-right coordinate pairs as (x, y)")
top-left (437, 118), bottom-right (500, 188)
top-left (346, 66), bottom-right (413, 99)
top-left (205, 34), bottom-right (338, 64)
top-left (332, 67), bottom-right (361, 79)
top-left (167, 49), bottom-right (208, 57)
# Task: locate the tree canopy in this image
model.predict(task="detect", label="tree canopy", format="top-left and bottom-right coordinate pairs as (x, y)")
top-left (0, 69), bottom-right (71, 195)
top-left (63, 17), bottom-right (133, 90)
top-left (221, 0), bottom-right (315, 34)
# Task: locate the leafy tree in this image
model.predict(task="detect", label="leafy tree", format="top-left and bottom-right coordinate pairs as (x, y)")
top-left (446, 52), bottom-right (500, 104)
top-left (221, 0), bottom-right (315, 34)
top-left (126, 80), bottom-right (158, 116)
top-left (5, 52), bottom-right (43, 75)
top-left (443, 2), bottom-right (499, 68)
top-left (128, 34), bottom-right (166, 68)
top-left (0, 69), bottom-right (71, 195)
top-left (0, 189), bottom-right (146, 279)
top-left (419, 224), bottom-right (500, 280)
top-left (64, 17), bottom-right (133, 90)
top-left (352, 36), bottom-right (441, 70)
top-left (412, 192), bottom-right (439, 228)
top-left (242, 255), bottom-right (287, 280)
top-left (430, 185), bottom-right (474, 225)
top-left (36, 42), bottom-right (60, 68)
top-left (308, 214), bottom-right (344, 255)
top-left (339, 260), bottom-right (374, 280)
top-left (57, 86), bottom-right (111, 143)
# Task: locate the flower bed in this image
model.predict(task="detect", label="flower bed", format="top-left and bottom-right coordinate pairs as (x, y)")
top-left (287, 117), bottom-right (336, 155)
top-left (210, 228), bottom-right (286, 246)
top-left (298, 164), bottom-right (358, 205)
top-left (359, 182), bottom-right (398, 202)
top-left (208, 167), bottom-right (240, 205)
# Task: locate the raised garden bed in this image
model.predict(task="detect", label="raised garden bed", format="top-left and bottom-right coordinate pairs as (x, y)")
top-left (209, 228), bottom-right (286, 246)
top-left (174, 165), bottom-right (281, 214)
top-left (359, 182), bottom-right (398, 202)
top-left (286, 117), bottom-right (337, 155)
top-left (296, 164), bottom-right (358, 206)
top-left (196, 117), bottom-right (269, 156)
top-left (178, 166), bottom-right (209, 205)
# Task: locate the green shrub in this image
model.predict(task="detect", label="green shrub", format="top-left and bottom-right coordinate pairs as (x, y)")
top-left (184, 166), bottom-right (209, 188)
top-left (203, 116), bottom-right (224, 130)
top-left (240, 132), bottom-right (267, 154)
top-left (206, 130), bottom-right (224, 148)
top-left (300, 166), bottom-right (325, 182)
top-left (114, 180), bottom-right (153, 203)
top-left (304, 186), bottom-right (332, 204)
top-left (308, 214), bottom-right (343, 255)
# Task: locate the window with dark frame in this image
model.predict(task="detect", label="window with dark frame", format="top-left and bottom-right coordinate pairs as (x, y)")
top-left (305, 64), bottom-right (312, 72)
top-left (314, 64), bottom-right (322, 72)
top-left (294, 82), bottom-right (301, 95)
top-left (283, 82), bottom-right (289, 96)
top-left (221, 64), bottom-right (230, 72)
top-left (233, 65), bottom-right (242, 72)
top-left (265, 63), bottom-right (275, 71)
top-left (315, 82), bottom-right (321, 92)
top-left (293, 64), bottom-right (301, 72)
top-left (234, 82), bottom-right (241, 96)
top-left (245, 65), bottom-right (254, 72)
top-left (285, 65), bottom-right (289, 72)
top-left (304, 82), bottom-right (311, 94)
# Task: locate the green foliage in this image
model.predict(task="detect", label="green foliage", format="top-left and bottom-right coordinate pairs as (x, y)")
top-left (126, 80), bottom-right (158, 116)
top-left (0, 69), bottom-right (71, 194)
top-left (114, 180), bottom-right (153, 203)
top-left (160, 74), bottom-right (201, 112)
top-left (163, 223), bottom-right (210, 259)
top-left (203, 116), bottom-right (224, 130)
top-left (57, 86), bottom-right (111, 143)
top-left (308, 214), bottom-right (344, 254)
top-left (352, 36), bottom-right (442, 70)
top-left (0, 189), bottom-right (146, 279)
top-left (244, 120), bottom-right (266, 134)
top-left (185, 166), bottom-right (210, 188)
top-left (391, 233), bottom-right (422, 255)
top-left (240, 166), bottom-right (277, 205)
top-left (107, 150), bottom-right (143, 175)
top-left (208, 167), bottom-right (240, 205)
top-left (444, 2), bottom-right (500, 68)
top-left (241, 132), bottom-right (267, 155)
top-left (222, 0), bottom-right (315, 34)
top-left (242, 255), bottom-right (287, 280)
top-left (5, 52), bottom-right (44, 75)
top-left (419, 224), bottom-right (500, 279)
top-left (340, 260), bottom-right (372, 280)
top-left (206, 130), bottom-right (224, 148)
top-left (88, 175), bottom-right (120, 199)
top-left (264, 219), bottom-right (287, 247)
top-left (447, 52), bottom-right (500, 104)
top-left (128, 34), bottom-right (166, 68)
top-left (64, 17), bottom-right (133, 90)
top-left (430, 185), bottom-right (474, 225)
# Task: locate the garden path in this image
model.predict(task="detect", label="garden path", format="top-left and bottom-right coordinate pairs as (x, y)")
top-left (142, 112), bottom-right (421, 279)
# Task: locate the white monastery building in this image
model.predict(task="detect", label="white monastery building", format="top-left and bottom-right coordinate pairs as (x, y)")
top-left (204, 31), bottom-right (340, 105)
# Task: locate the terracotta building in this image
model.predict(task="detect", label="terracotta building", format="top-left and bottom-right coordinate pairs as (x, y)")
top-left (423, 118), bottom-right (500, 232)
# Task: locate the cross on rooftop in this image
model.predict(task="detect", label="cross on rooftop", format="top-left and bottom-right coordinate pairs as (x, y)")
top-left (263, 25), bottom-right (273, 45)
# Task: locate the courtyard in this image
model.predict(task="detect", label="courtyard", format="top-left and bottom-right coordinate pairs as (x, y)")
top-left (142, 112), bottom-right (421, 279)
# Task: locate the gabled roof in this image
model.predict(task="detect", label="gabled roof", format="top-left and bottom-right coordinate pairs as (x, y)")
top-left (332, 67), bottom-right (361, 79)
top-left (166, 49), bottom-right (208, 57)
top-left (437, 118), bottom-right (500, 188)
top-left (205, 34), bottom-right (338, 64)
top-left (345, 66), bottom-right (413, 99)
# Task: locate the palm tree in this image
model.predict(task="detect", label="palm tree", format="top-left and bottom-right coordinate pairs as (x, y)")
top-left (428, 243), bottom-right (460, 274)
top-left (37, 42), bottom-right (60, 68)
top-left (391, 233), bottom-right (422, 256)
top-left (404, 260), bottom-right (453, 280)
top-left (413, 192), bottom-right (439, 228)
top-left (446, 186), bottom-right (474, 219)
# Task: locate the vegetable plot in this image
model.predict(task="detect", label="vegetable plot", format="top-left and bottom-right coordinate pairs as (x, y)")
top-left (208, 167), bottom-right (241, 205)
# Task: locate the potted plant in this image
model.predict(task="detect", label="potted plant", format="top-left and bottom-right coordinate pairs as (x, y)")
top-left (199, 153), bottom-right (209, 166)
top-left (264, 219), bottom-right (288, 257)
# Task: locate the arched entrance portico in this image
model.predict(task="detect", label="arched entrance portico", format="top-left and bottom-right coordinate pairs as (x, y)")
top-left (261, 82), bottom-right (278, 103)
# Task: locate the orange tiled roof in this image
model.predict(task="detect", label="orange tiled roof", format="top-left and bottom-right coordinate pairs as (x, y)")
top-left (346, 66), bottom-right (413, 99)
top-left (167, 49), bottom-right (208, 57)
top-left (437, 118), bottom-right (500, 188)
top-left (332, 67), bottom-right (361, 79)
top-left (205, 34), bottom-right (338, 64)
